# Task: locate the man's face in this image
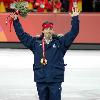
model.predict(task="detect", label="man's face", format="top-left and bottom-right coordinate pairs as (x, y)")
top-left (42, 27), bottom-right (54, 38)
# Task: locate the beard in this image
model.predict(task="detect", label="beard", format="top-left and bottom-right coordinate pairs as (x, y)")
top-left (44, 32), bottom-right (52, 40)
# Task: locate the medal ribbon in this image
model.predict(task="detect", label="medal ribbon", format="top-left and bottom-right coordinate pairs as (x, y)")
top-left (6, 10), bottom-right (19, 32)
top-left (42, 37), bottom-right (46, 63)
top-left (6, 14), bottom-right (13, 32)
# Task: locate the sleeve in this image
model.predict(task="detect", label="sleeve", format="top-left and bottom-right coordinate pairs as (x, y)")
top-left (13, 18), bottom-right (36, 51)
top-left (59, 16), bottom-right (79, 50)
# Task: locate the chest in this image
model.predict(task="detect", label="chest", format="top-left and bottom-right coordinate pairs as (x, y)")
top-left (34, 40), bottom-right (60, 53)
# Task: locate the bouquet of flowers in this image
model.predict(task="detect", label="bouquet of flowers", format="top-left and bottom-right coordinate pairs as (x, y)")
top-left (6, 1), bottom-right (30, 32)
top-left (10, 1), bottom-right (29, 17)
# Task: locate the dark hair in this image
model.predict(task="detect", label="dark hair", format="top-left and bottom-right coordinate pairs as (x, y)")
top-left (42, 21), bottom-right (53, 26)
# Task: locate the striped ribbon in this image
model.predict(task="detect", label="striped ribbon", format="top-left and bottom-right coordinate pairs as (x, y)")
top-left (5, 10), bottom-right (19, 32)
top-left (41, 37), bottom-right (47, 65)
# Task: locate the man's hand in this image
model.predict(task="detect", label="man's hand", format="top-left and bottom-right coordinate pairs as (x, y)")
top-left (10, 12), bottom-right (18, 20)
top-left (8, 11), bottom-right (19, 21)
top-left (69, 2), bottom-right (80, 17)
top-left (6, 12), bottom-right (19, 32)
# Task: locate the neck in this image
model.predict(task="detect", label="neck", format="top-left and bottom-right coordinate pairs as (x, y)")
top-left (44, 35), bottom-right (52, 44)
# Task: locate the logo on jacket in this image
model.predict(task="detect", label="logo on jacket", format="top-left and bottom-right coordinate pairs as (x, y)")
top-left (53, 44), bottom-right (56, 48)
top-left (40, 43), bottom-right (42, 46)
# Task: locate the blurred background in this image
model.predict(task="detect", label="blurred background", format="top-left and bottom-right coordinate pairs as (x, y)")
top-left (0, 0), bottom-right (100, 13)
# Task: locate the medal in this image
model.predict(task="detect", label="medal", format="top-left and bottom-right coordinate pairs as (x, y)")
top-left (40, 36), bottom-right (47, 65)
top-left (40, 58), bottom-right (47, 65)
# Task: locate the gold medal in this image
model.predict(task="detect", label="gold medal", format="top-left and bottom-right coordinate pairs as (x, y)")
top-left (40, 58), bottom-right (47, 65)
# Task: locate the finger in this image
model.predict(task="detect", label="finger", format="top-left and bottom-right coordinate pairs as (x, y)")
top-left (69, 13), bottom-right (73, 17)
top-left (69, 12), bottom-right (73, 17)
top-left (69, 12), bottom-right (71, 15)
top-left (76, 8), bottom-right (79, 12)
top-left (74, 7), bottom-right (77, 13)
top-left (10, 14), bottom-right (13, 18)
top-left (72, 7), bottom-right (74, 12)
top-left (78, 10), bottom-right (81, 14)
top-left (77, 8), bottom-right (80, 14)
top-left (74, 6), bottom-right (77, 11)
top-left (73, 2), bottom-right (77, 8)
top-left (75, 7), bottom-right (78, 12)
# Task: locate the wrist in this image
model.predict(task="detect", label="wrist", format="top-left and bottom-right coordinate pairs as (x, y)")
top-left (14, 15), bottom-right (18, 20)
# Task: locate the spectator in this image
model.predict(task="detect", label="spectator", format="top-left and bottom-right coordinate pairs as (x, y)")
top-left (82, 0), bottom-right (93, 12)
top-left (93, 0), bottom-right (100, 12)
top-left (34, 0), bottom-right (47, 12)
top-left (45, 0), bottom-right (53, 12)
top-left (53, 0), bottom-right (62, 13)
top-left (60, 0), bottom-right (69, 12)
top-left (34, 0), bottom-right (62, 13)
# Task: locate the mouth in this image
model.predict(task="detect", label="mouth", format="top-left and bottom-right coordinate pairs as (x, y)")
top-left (45, 32), bottom-right (52, 37)
top-left (48, 32), bottom-right (51, 34)
top-left (45, 32), bottom-right (51, 34)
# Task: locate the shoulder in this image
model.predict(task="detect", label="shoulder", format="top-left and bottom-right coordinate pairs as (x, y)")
top-left (52, 34), bottom-right (64, 40)
top-left (57, 34), bottom-right (64, 37)
top-left (36, 35), bottom-right (41, 37)
top-left (35, 34), bottom-right (43, 41)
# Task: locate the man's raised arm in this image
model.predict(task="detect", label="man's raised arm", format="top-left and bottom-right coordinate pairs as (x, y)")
top-left (13, 14), bottom-right (36, 50)
top-left (59, 6), bottom-right (80, 50)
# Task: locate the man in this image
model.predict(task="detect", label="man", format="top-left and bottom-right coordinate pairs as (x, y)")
top-left (12, 5), bottom-right (80, 100)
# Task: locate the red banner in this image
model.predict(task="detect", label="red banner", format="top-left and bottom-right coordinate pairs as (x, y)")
top-left (0, 13), bottom-right (100, 43)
